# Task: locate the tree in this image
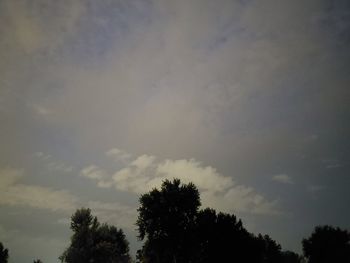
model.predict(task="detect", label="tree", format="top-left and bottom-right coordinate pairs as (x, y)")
top-left (60, 208), bottom-right (131, 263)
top-left (136, 178), bottom-right (284, 263)
top-left (302, 225), bottom-right (350, 263)
top-left (93, 224), bottom-right (131, 263)
top-left (136, 179), bottom-right (201, 263)
top-left (33, 260), bottom-right (43, 263)
top-left (194, 208), bottom-right (257, 262)
top-left (0, 242), bottom-right (9, 263)
top-left (255, 234), bottom-right (282, 263)
top-left (281, 251), bottom-right (304, 263)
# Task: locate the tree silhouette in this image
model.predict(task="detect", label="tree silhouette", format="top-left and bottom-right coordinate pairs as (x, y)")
top-left (302, 225), bottom-right (350, 263)
top-left (0, 242), bottom-right (9, 263)
top-left (60, 208), bottom-right (131, 263)
top-left (255, 234), bottom-right (282, 263)
top-left (194, 208), bottom-right (258, 262)
top-left (281, 250), bottom-right (304, 263)
top-left (136, 178), bottom-right (284, 263)
top-left (33, 260), bottom-right (43, 263)
top-left (136, 179), bottom-right (201, 263)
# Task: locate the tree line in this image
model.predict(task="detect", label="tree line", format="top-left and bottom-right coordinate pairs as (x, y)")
top-left (1, 179), bottom-right (349, 263)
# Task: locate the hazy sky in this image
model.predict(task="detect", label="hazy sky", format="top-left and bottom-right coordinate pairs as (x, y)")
top-left (0, 0), bottom-right (349, 262)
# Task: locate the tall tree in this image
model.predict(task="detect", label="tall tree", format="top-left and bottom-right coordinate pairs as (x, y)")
top-left (255, 234), bottom-right (282, 263)
top-left (302, 225), bottom-right (350, 263)
top-left (0, 242), bottom-right (8, 263)
top-left (194, 208), bottom-right (257, 262)
top-left (136, 178), bottom-right (285, 263)
top-left (60, 208), bottom-right (131, 263)
top-left (136, 179), bottom-right (201, 263)
top-left (281, 251), bottom-right (304, 263)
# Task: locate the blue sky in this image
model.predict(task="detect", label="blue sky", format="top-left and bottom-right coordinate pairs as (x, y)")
top-left (0, 0), bottom-right (349, 262)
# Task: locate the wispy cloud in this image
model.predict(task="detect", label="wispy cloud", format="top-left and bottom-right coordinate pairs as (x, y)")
top-left (106, 148), bottom-right (132, 162)
top-left (272, 174), bottom-right (294, 185)
top-left (80, 165), bottom-right (112, 188)
top-left (0, 168), bottom-right (77, 212)
top-left (35, 152), bottom-right (73, 173)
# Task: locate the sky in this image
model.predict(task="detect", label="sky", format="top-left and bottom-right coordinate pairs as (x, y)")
top-left (0, 0), bottom-right (349, 262)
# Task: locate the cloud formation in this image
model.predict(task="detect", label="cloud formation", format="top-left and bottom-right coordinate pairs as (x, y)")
top-left (35, 152), bottom-right (74, 173)
top-left (0, 168), bottom-right (77, 212)
top-left (80, 149), bottom-right (281, 215)
top-left (0, 167), bottom-right (136, 230)
top-left (106, 148), bottom-right (132, 162)
top-left (80, 165), bottom-right (112, 188)
top-left (272, 174), bottom-right (294, 184)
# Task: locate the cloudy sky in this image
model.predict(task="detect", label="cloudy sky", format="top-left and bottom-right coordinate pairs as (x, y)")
top-left (0, 0), bottom-right (349, 262)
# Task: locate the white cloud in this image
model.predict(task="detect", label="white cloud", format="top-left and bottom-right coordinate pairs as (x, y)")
top-left (0, 168), bottom-right (77, 212)
top-left (81, 150), bottom-right (281, 215)
top-left (106, 148), bottom-right (132, 162)
top-left (156, 159), bottom-right (233, 192)
top-left (80, 165), bottom-right (112, 188)
top-left (131, 155), bottom-right (156, 170)
top-left (272, 174), bottom-right (294, 184)
top-left (81, 165), bottom-right (104, 180)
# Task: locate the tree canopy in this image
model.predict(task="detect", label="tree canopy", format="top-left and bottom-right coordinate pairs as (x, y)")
top-left (281, 251), bottom-right (304, 263)
top-left (60, 208), bottom-right (131, 263)
top-left (136, 178), bottom-right (284, 263)
top-left (136, 179), bottom-right (201, 262)
top-left (302, 225), bottom-right (350, 263)
top-left (0, 242), bottom-right (8, 263)
top-left (194, 208), bottom-right (260, 262)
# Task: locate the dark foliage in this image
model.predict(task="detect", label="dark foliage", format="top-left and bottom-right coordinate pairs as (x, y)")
top-left (60, 208), bottom-right (131, 263)
top-left (33, 260), bottom-right (43, 263)
top-left (0, 242), bottom-right (9, 263)
top-left (302, 225), bottom-right (350, 263)
top-left (136, 178), bottom-right (284, 263)
top-left (255, 234), bottom-right (282, 263)
top-left (281, 251), bottom-right (304, 263)
top-left (194, 208), bottom-right (259, 262)
top-left (136, 179), bottom-right (201, 263)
